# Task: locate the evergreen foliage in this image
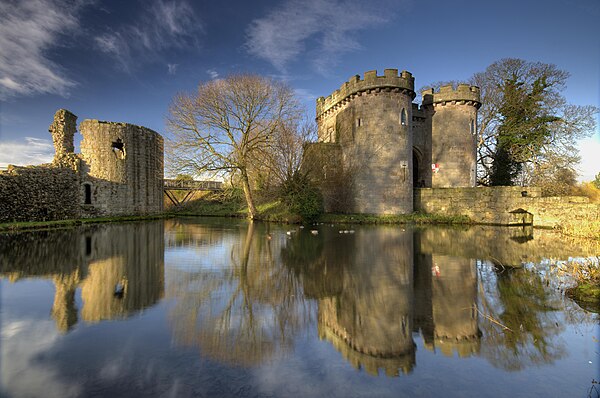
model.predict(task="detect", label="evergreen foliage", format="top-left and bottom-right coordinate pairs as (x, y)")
top-left (279, 172), bottom-right (323, 222)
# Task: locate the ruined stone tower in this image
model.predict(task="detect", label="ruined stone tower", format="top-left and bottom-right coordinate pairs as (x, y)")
top-left (309, 69), bottom-right (481, 215)
top-left (49, 109), bottom-right (78, 168)
top-left (79, 120), bottom-right (164, 216)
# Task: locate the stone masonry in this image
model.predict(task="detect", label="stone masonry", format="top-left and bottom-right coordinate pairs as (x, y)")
top-left (0, 110), bottom-right (164, 222)
top-left (308, 68), bottom-right (481, 215)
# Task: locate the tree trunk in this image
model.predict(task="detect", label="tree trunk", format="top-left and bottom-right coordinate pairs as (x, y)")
top-left (240, 170), bottom-right (258, 220)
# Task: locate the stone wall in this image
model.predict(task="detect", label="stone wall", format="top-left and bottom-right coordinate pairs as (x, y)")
top-left (315, 69), bottom-right (416, 214)
top-left (79, 120), bottom-right (164, 217)
top-left (0, 165), bottom-right (79, 222)
top-left (415, 186), bottom-right (600, 228)
top-left (422, 85), bottom-right (480, 188)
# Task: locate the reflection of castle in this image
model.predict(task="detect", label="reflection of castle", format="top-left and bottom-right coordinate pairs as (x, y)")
top-left (297, 227), bottom-right (480, 376)
top-left (0, 222), bottom-right (164, 332)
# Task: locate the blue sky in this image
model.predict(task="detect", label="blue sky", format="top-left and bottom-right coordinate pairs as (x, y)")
top-left (1, 0), bottom-right (599, 180)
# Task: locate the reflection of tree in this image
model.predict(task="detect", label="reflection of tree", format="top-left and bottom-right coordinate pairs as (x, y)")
top-left (168, 222), bottom-right (310, 366)
top-left (479, 264), bottom-right (565, 370)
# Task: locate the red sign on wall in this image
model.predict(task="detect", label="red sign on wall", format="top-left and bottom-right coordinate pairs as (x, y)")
top-left (432, 163), bottom-right (440, 173)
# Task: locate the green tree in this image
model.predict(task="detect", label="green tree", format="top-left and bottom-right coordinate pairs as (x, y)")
top-left (490, 74), bottom-right (560, 186)
top-left (472, 58), bottom-right (598, 186)
top-left (593, 172), bottom-right (600, 189)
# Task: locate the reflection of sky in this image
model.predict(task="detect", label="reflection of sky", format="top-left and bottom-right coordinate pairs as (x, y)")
top-left (1, 280), bottom-right (82, 398)
top-left (2, 222), bottom-right (600, 397)
top-left (165, 245), bottom-right (229, 270)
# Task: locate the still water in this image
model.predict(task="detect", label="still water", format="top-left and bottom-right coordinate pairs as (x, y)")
top-left (1, 218), bottom-right (598, 398)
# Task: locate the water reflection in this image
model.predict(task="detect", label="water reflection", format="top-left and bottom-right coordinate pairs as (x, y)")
top-left (0, 221), bottom-right (164, 332)
top-left (165, 219), bottom-right (310, 366)
top-left (161, 220), bottom-right (582, 376)
top-left (1, 217), bottom-right (594, 392)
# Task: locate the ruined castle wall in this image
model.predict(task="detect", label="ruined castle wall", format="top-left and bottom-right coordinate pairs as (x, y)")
top-left (0, 165), bottom-right (79, 222)
top-left (79, 120), bottom-right (164, 216)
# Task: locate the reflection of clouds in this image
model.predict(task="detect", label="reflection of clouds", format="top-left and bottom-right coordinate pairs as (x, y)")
top-left (1, 319), bottom-right (81, 398)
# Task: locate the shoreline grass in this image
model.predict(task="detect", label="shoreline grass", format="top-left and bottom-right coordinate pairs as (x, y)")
top-left (0, 214), bottom-right (169, 233)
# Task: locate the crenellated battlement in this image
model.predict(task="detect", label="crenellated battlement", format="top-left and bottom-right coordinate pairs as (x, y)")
top-left (421, 84), bottom-right (481, 108)
top-left (316, 69), bottom-right (415, 118)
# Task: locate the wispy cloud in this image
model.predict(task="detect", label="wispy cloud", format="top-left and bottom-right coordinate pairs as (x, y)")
top-left (0, 137), bottom-right (55, 167)
top-left (206, 69), bottom-right (219, 80)
top-left (167, 63), bottom-right (179, 75)
top-left (95, 0), bottom-right (202, 72)
top-left (245, 0), bottom-right (395, 74)
top-left (0, 0), bottom-right (86, 99)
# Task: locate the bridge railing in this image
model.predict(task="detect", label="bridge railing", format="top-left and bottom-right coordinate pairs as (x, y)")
top-left (163, 179), bottom-right (223, 190)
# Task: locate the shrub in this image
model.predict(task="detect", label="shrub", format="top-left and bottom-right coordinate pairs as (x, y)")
top-left (279, 172), bottom-right (323, 222)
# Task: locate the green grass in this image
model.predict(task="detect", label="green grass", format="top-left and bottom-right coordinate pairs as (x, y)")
top-left (566, 283), bottom-right (600, 312)
top-left (173, 196), bottom-right (302, 223)
top-left (0, 214), bottom-right (168, 233)
top-left (317, 212), bottom-right (472, 225)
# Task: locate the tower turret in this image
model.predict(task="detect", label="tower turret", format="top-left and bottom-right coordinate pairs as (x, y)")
top-left (422, 84), bottom-right (481, 187)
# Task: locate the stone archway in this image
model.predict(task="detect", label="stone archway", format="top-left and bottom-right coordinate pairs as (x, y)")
top-left (413, 148), bottom-right (422, 187)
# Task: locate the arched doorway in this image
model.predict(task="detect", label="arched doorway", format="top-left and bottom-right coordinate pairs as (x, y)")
top-left (412, 148), bottom-right (421, 187)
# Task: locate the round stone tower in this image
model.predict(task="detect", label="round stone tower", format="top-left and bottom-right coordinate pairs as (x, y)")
top-left (315, 69), bottom-right (416, 214)
top-left (422, 84), bottom-right (481, 187)
top-left (79, 120), bottom-right (164, 215)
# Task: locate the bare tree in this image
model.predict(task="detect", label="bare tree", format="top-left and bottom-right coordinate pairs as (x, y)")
top-left (166, 74), bottom-right (302, 219)
top-left (250, 116), bottom-right (317, 188)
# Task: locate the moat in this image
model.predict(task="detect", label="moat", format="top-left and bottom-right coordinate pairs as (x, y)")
top-left (1, 218), bottom-right (598, 398)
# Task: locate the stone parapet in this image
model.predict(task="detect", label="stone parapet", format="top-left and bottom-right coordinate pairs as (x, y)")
top-left (316, 69), bottom-right (415, 118)
top-left (422, 84), bottom-right (481, 108)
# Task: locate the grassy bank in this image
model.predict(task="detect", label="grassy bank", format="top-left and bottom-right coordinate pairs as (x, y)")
top-left (171, 194), bottom-right (472, 225)
top-left (556, 257), bottom-right (600, 312)
top-left (0, 214), bottom-right (168, 233)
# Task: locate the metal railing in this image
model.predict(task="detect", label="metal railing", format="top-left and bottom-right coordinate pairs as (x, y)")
top-left (163, 179), bottom-right (223, 190)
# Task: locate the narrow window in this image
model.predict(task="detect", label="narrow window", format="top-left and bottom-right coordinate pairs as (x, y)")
top-left (400, 108), bottom-right (407, 125)
top-left (327, 126), bottom-right (334, 142)
top-left (84, 183), bottom-right (92, 204)
top-left (470, 119), bottom-right (475, 135)
top-left (356, 118), bottom-right (362, 127)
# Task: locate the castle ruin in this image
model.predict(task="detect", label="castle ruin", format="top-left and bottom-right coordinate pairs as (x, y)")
top-left (308, 68), bottom-right (481, 214)
top-left (0, 109), bottom-right (164, 222)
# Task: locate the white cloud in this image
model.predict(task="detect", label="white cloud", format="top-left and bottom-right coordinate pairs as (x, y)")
top-left (168, 63), bottom-right (179, 75)
top-left (206, 69), bottom-right (219, 79)
top-left (245, 0), bottom-right (396, 74)
top-left (1, 319), bottom-right (81, 398)
top-left (0, 137), bottom-right (55, 167)
top-left (576, 135), bottom-right (600, 182)
top-left (0, 0), bottom-right (86, 99)
top-left (95, 0), bottom-right (202, 72)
